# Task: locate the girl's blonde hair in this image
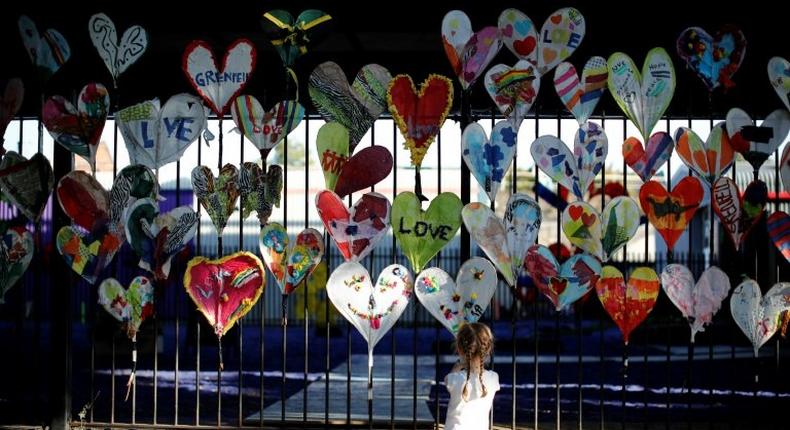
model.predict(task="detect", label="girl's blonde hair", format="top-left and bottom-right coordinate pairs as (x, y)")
top-left (455, 322), bottom-right (494, 401)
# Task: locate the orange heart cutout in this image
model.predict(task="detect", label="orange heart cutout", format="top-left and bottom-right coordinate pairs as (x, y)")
top-left (639, 177), bottom-right (704, 249)
top-left (542, 48), bottom-right (558, 65)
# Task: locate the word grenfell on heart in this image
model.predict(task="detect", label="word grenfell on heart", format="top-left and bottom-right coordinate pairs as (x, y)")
top-left (193, 71), bottom-right (251, 87)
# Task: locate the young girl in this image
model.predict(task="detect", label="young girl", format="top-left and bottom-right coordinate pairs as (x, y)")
top-left (444, 322), bottom-right (499, 429)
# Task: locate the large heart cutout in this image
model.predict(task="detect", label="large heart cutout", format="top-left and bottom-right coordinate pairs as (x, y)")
top-left (639, 176), bottom-right (704, 250)
top-left (258, 223), bottom-right (324, 295)
top-left (18, 15), bottom-right (70, 82)
top-left (484, 60), bottom-right (540, 130)
top-left (239, 162), bottom-right (282, 226)
top-left (596, 266), bottom-right (660, 344)
top-left (42, 83), bottom-right (110, 172)
top-left (660, 264), bottom-right (730, 342)
top-left (0, 152), bottom-right (54, 222)
top-left (415, 257), bottom-right (497, 334)
top-left (675, 123), bottom-right (733, 185)
top-left (309, 62), bottom-right (392, 151)
top-left (388, 74), bottom-right (454, 167)
top-left (623, 132), bottom-right (674, 182)
top-left (553, 57), bottom-right (608, 125)
top-left (0, 78), bottom-right (24, 153)
top-left (561, 196), bottom-right (640, 261)
top-left (231, 96), bottom-right (303, 155)
top-left (462, 120), bottom-right (517, 202)
top-left (531, 121), bottom-right (608, 199)
top-left (712, 178), bottom-right (767, 250)
top-left (768, 56), bottom-right (790, 111)
top-left (261, 9), bottom-right (332, 66)
top-left (441, 10), bottom-right (502, 89)
top-left (731, 279), bottom-right (790, 356)
top-left (0, 225), bottom-right (34, 304)
top-left (191, 164), bottom-right (240, 235)
top-left (98, 276), bottom-right (154, 339)
top-left (327, 262), bottom-right (413, 350)
top-left (88, 13), bottom-right (148, 82)
top-left (316, 190), bottom-right (391, 262)
top-left (607, 48), bottom-right (676, 141)
top-left (726, 108), bottom-right (790, 172)
top-left (676, 26), bottom-right (746, 91)
top-left (392, 192), bottom-right (462, 273)
top-left (184, 251), bottom-right (266, 337)
top-left (768, 211), bottom-right (790, 264)
top-left (182, 39), bottom-right (256, 116)
top-left (524, 244), bottom-right (601, 311)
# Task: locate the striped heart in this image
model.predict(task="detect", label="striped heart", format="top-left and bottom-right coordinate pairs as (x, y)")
top-left (623, 132), bottom-right (674, 182)
top-left (768, 211), bottom-right (790, 264)
top-left (553, 57), bottom-right (608, 125)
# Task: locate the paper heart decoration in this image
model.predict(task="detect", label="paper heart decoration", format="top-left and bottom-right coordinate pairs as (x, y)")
top-left (415, 257), bottom-right (497, 334)
top-left (191, 164), bottom-right (240, 235)
top-left (781, 141), bottom-right (790, 195)
top-left (524, 244), bottom-right (601, 311)
top-left (768, 211), bottom-right (790, 263)
top-left (726, 108), bottom-right (790, 172)
top-left (42, 83), bottom-right (110, 172)
top-left (712, 178), bottom-right (767, 249)
top-left (0, 225), bottom-right (34, 304)
top-left (17, 15), bottom-right (70, 82)
top-left (622, 132), bottom-right (674, 182)
top-left (125, 198), bottom-right (199, 281)
top-left (182, 39), bottom-right (256, 116)
top-left (441, 10), bottom-right (502, 89)
top-left (261, 9), bottom-right (332, 67)
top-left (676, 26), bottom-right (746, 91)
top-left (553, 57), bottom-right (608, 125)
top-left (239, 162), bottom-right (282, 226)
top-left (118, 94), bottom-right (207, 169)
top-left (316, 122), bottom-right (349, 191)
top-left (639, 176), bottom-right (704, 249)
top-left (607, 48), bottom-right (676, 141)
top-left (768, 56), bottom-right (790, 111)
top-left (327, 262), bottom-right (413, 351)
top-left (530, 121), bottom-right (608, 199)
top-left (88, 13), bottom-right (148, 82)
top-left (596, 266), bottom-right (659, 344)
top-left (731, 279), bottom-right (790, 356)
top-left (309, 62), bottom-right (392, 151)
top-left (388, 74), bottom-right (454, 167)
top-left (462, 121), bottom-right (517, 202)
top-left (316, 190), bottom-right (391, 262)
top-left (184, 252), bottom-right (266, 337)
top-left (231, 96), bottom-right (303, 156)
top-left (0, 152), bottom-right (54, 222)
top-left (561, 197), bottom-right (640, 261)
top-left (392, 192), bottom-right (462, 273)
top-left (0, 79), bottom-right (24, 151)
top-left (98, 276), bottom-right (154, 339)
top-left (660, 264), bottom-right (730, 342)
top-left (258, 223), bottom-right (324, 295)
top-left (675, 123), bottom-right (734, 185)
top-left (484, 60), bottom-right (540, 130)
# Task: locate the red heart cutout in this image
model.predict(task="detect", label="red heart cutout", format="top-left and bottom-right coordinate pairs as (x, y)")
top-left (56, 171), bottom-right (109, 231)
top-left (334, 146), bottom-right (393, 198)
top-left (513, 36), bottom-right (536, 56)
top-left (639, 177), bottom-right (704, 249)
top-left (550, 14), bottom-right (563, 24)
top-left (549, 277), bottom-right (568, 295)
top-left (568, 204), bottom-right (583, 220)
top-left (316, 190), bottom-right (391, 262)
top-left (581, 212), bottom-right (596, 227)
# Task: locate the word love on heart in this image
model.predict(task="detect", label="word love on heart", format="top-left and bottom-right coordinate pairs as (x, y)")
top-left (396, 218), bottom-right (454, 240)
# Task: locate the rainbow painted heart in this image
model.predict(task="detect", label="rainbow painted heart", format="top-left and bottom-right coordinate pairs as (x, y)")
top-left (258, 223), bottom-right (324, 295)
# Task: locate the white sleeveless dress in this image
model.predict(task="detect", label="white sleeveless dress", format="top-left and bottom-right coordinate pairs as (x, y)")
top-left (444, 369), bottom-right (500, 430)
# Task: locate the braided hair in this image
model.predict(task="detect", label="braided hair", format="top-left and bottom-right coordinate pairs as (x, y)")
top-left (455, 322), bottom-right (494, 401)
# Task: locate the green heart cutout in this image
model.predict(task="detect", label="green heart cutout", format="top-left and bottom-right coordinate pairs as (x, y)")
top-left (261, 9), bottom-right (332, 66)
top-left (392, 192), bottom-right (462, 272)
top-left (316, 123), bottom-right (349, 191)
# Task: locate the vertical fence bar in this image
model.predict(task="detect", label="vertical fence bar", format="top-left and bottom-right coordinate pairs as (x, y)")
top-left (196, 134), bottom-right (202, 427)
top-left (217, 117), bottom-right (224, 428)
top-left (238, 128), bottom-right (245, 427)
top-left (555, 112), bottom-right (562, 430)
top-left (533, 105), bottom-right (541, 430)
top-left (391, 119), bottom-right (398, 430)
top-left (512, 111), bottom-right (519, 430)
top-left (175, 159), bottom-right (181, 425)
top-left (304, 116), bottom-right (310, 423)
top-left (599, 113), bottom-right (606, 430)
top-left (283, 119), bottom-right (289, 423)
top-left (460, 90), bottom-right (471, 263)
top-left (435, 125), bottom-right (442, 429)
top-left (621, 117), bottom-right (628, 429)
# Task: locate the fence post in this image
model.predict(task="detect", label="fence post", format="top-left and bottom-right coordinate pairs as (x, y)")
top-left (459, 89), bottom-right (471, 262)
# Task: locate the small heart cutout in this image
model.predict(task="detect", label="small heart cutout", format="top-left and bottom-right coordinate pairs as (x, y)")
top-left (712, 178), bottom-right (767, 250)
top-left (676, 26), bottom-right (746, 91)
top-left (392, 192), bottom-right (463, 273)
top-left (623, 132), bottom-right (674, 182)
top-left (261, 9), bottom-right (332, 66)
top-left (239, 162), bottom-right (282, 226)
top-left (730, 279), bottom-right (790, 356)
top-left (484, 60), bottom-right (540, 129)
top-left (316, 190), bottom-right (391, 262)
top-left (674, 123), bottom-right (734, 185)
top-left (98, 276), bottom-right (155, 339)
top-left (0, 225), bottom-right (34, 303)
top-left (441, 10), bottom-right (502, 89)
top-left (660, 264), bottom-right (730, 342)
top-left (561, 197), bottom-right (640, 261)
top-left (0, 152), bottom-right (54, 222)
top-left (182, 39), bottom-right (256, 115)
top-left (258, 223), bottom-right (324, 295)
top-left (191, 164), bottom-right (240, 235)
top-left (767, 56), bottom-right (790, 111)
top-left (88, 13), bottom-right (148, 82)
top-left (596, 266), bottom-right (660, 344)
top-left (726, 108), bottom-right (790, 172)
top-left (462, 120), bottom-right (518, 202)
top-left (524, 244), bottom-right (601, 311)
top-left (639, 176), bottom-right (704, 250)
top-left (553, 57), bottom-right (608, 124)
top-left (17, 15), bottom-right (70, 82)
top-left (231, 96), bottom-right (304, 154)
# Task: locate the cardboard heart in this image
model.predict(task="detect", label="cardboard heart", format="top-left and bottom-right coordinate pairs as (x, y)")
top-left (42, 83), bottom-right (110, 172)
top-left (316, 190), bottom-right (391, 262)
top-left (0, 79), bottom-right (24, 151)
top-left (415, 257), bottom-right (497, 334)
top-left (98, 276), bottom-right (154, 339)
top-left (327, 262), bottom-right (412, 350)
top-left (531, 121), bottom-right (608, 199)
top-left (676, 25), bottom-right (746, 91)
top-left (712, 178), bottom-right (767, 249)
top-left (660, 264), bottom-right (730, 342)
top-left (622, 132), bottom-right (674, 182)
top-left (309, 62), bottom-right (392, 151)
top-left (484, 60), bottom-right (540, 130)
top-left (0, 152), bottom-right (54, 222)
top-left (118, 94), bottom-right (207, 169)
top-left (639, 176), bottom-right (704, 250)
top-left (392, 192), bottom-right (462, 273)
top-left (231, 96), bottom-right (303, 155)
top-left (387, 74), bottom-right (453, 167)
top-left (768, 211), bottom-right (790, 264)
top-left (731, 279), bottom-right (790, 356)
top-left (17, 15), bottom-right (70, 82)
top-left (182, 39), bottom-right (256, 116)
top-left (675, 123), bottom-right (733, 185)
top-left (726, 108), bottom-right (790, 172)
top-left (239, 162), bottom-right (282, 226)
top-left (607, 48), bottom-right (676, 141)
top-left (0, 225), bottom-right (34, 304)
top-left (261, 9), bottom-right (332, 66)
top-left (258, 223), bottom-right (324, 295)
top-left (125, 198), bottom-right (199, 281)
top-left (441, 10), bottom-right (502, 89)
top-left (596, 266), bottom-right (659, 344)
top-left (191, 164), bottom-right (240, 235)
top-left (88, 13), bottom-right (148, 82)
top-left (184, 251), bottom-right (266, 337)
top-left (561, 197), bottom-right (640, 261)
top-left (462, 120), bottom-right (517, 202)
top-left (768, 56), bottom-right (790, 111)
top-left (524, 244), bottom-right (601, 311)
top-left (553, 57), bottom-right (608, 124)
